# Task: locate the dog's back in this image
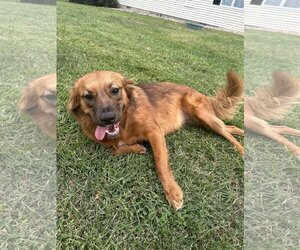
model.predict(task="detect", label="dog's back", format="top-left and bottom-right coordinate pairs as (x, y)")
top-left (128, 73), bottom-right (243, 136)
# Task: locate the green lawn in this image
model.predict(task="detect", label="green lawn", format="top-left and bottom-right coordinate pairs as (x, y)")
top-left (0, 0), bottom-right (56, 249)
top-left (57, 2), bottom-right (244, 249)
top-left (244, 29), bottom-right (300, 249)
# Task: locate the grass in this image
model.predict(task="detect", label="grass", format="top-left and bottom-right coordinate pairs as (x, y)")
top-left (57, 2), bottom-right (244, 249)
top-left (0, 0), bottom-right (56, 249)
top-left (244, 29), bottom-right (300, 249)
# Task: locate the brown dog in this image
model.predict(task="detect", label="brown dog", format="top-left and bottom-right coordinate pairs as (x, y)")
top-left (245, 72), bottom-right (300, 158)
top-left (68, 71), bottom-right (244, 209)
top-left (19, 73), bottom-right (56, 139)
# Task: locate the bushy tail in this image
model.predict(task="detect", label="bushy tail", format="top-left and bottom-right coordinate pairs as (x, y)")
top-left (209, 71), bottom-right (244, 120)
top-left (246, 72), bottom-right (300, 121)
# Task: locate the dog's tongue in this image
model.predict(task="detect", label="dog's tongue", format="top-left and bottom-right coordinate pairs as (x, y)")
top-left (95, 125), bottom-right (108, 141)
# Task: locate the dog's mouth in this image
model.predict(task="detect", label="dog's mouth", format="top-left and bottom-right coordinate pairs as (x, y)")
top-left (95, 122), bottom-right (120, 140)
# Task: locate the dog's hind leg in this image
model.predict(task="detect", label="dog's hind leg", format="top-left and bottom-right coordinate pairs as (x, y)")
top-left (270, 125), bottom-right (300, 137)
top-left (182, 94), bottom-right (244, 156)
top-left (195, 111), bottom-right (244, 156)
top-left (245, 115), bottom-right (300, 157)
top-left (259, 130), bottom-right (300, 157)
top-left (225, 125), bottom-right (244, 136)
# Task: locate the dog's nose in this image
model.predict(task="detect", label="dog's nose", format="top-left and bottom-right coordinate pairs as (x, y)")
top-left (99, 111), bottom-right (116, 125)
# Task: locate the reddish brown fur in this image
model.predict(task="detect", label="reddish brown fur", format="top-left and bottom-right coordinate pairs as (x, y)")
top-left (19, 73), bottom-right (56, 139)
top-left (68, 71), bottom-right (244, 209)
top-left (245, 72), bottom-right (300, 158)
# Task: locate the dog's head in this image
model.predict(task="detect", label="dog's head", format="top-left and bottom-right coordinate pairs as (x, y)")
top-left (19, 73), bottom-right (56, 116)
top-left (19, 73), bottom-right (56, 139)
top-left (68, 71), bottom-right (133, 141)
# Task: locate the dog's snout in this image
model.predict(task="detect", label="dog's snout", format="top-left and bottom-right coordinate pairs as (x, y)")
top-left (99, 109), bottom-right (116, 125)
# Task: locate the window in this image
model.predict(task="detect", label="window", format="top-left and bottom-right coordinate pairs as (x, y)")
top-left (213, 0), bottom-right (244, 8)
top-left (222, 0), bottom-right (234, 6)
top-left (284, 0), bottom-right (300, 7)
top-left (234, 0), bottom-right (244, 7)
top-left (250, 0), bottom-right (263, 4)
top-left (250, 0), bottom-right (300, 7)
top-left (213, 0), bottom-right (221, 4)
top-left (264, 0), bottom-right (282, 6)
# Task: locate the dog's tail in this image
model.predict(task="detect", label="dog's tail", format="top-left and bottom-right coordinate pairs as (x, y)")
top-left (208, 71), bottom-right (244, 120)
top-left (246, 72), bottom-right (300, 121)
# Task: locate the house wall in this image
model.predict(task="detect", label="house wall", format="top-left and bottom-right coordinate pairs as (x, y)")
top-left (118, 0), bottom-right (244, 32)
top-left (245, 0), bottom-right (300, 33)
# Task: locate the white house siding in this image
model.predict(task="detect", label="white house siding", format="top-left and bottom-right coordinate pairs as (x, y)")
top-left (245, 0), bottom-right (300, 34)
top-left (118, 0), bottom-right (244, 33)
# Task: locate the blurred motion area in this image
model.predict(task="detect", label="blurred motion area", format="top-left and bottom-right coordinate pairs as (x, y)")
top-left (244, 0), bottom-right (300, 248)
top-left (0, 0), bottom-right (56, 248)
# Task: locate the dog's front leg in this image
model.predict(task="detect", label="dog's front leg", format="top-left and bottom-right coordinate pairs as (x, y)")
top-left (147, 130), bottom-right (183, 210)
top-left (113, 144), bottom-right (146, 155)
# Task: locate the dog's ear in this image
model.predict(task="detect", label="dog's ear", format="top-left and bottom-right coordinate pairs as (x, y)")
top-left (124, 78), bottom-right (134, 85)
top-left (68, 85), bottom-right (80, 113)
top-left (19, 85), bottom-right (37, 113)
top-left (123, 78), bottom-right (134, 99)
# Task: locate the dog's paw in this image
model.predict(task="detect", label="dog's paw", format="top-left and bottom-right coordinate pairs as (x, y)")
top-left (164, 182), bottom-right (183, 210)
top-left (136, 145), bottom-right (146, 154)
top-left (240, 148), bottom-right (245, 156)
top-left (113, 144), bottom-right (146, 155)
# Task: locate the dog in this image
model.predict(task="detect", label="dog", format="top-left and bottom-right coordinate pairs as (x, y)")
top-left (245, 72), bottom-right (300, 158)
top-left (68, 71), bottom-right (244, 209)
top-left (19, 73), bottom-right (56, 139)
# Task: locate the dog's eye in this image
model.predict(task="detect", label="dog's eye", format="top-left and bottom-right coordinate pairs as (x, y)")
top-left (83, 93), bottom-right (94, 101)
top-left (111, 87), bottom-right (120, 95)
top-left (42, 91), bottom-right (56, 106)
